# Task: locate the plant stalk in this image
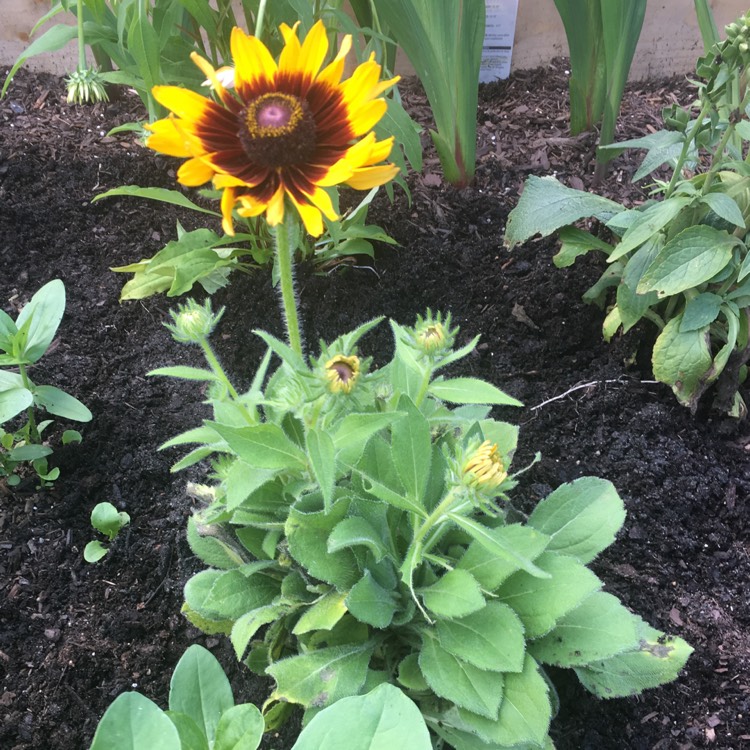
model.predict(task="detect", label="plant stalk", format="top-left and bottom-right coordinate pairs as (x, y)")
top-left (76, 0), bottom-right (86, 71)
top-left (18, 363), bottom-right (39, 443)
top-left (274, 220), bottom-right (303, 356)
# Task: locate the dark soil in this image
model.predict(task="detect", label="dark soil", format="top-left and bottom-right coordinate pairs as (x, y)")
top-left (1, 60), bottom-right (749, 750)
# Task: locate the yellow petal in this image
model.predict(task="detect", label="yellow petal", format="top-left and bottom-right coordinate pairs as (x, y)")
top-left (152, 86), bottom-right (212, 122)
top-left (347, 99), bottom-right (388, 137)
top-left (177, 157), bottom-right (215, 186)
top-left (278, 22), bottom-right (302, 74)
top-left (345, 164), bottom-right (400, 190)
top-left (314, 159), bottom-right (355, 188)
top-left (317, 34), bottom-right (352, 87)
top-left (221, 187), bottom-right (236, 236)
top-left (145, 118), bottom-right (191, 157)
top-left (296, 20), bottom-right (328, 79)
top-left (265, 185), bottom-right (286, 226)
top-left (236, 194), bottom-right (268, 217)
top-left (190, 51), bottom-right (228, 101)
top-left (303, 186), bottom-right (338, 222)
top-left (231, 27), bottom-right (277, 91)
top-left (289, 194), bottom-right (324, 237)
top-left (361, 136), bottom-right (395, 166)
top-left (214, 173), bottom-right (251, 189)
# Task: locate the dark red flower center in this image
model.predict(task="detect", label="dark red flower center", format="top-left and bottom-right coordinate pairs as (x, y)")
top-left (331, 361), bottom-right (353, 383)
top-left (239, 92), bottom-right (316, 168)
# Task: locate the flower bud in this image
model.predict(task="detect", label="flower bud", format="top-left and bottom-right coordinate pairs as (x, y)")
top-left (463, 440), bottom-right (507, 490)
top-left (65, 67), bottom-right (109, 105)
top-left (325, 354), bottom-right (361, 394)
top-left (165, 299), bottom-right (224, 344)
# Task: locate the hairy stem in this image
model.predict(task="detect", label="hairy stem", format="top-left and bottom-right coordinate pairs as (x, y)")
top-left (274, 220), bottom-right (303, 356)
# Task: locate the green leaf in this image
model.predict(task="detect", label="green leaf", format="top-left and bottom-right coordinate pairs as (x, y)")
top-left (681, 292), bottom-right (723, 332)
top-left (33, 385), bottom-right (92, 422)
top-left (89, 692), bottom-right (181, 750)
top-left (652, 315), bottom-right (713, 408)
top-left (429, 377), bottom-right (522, 406)
top-left (496, 552), bottom-right (602, 638)
top-left (458, 524), bottom-right (550, 590)
top-left (638, 225), bottom-right (739, 296)
top-left (213, 704), bottom-right (264, 750)
top-left (451, 654), bottom-right (552, 747)
top-left (165, 711), bottom-right (209, 750)
top-left (391, 395), bottom-right (432, 505)
top-left (61, 429), bottom-right (82, 445)
top-left (553, 226), bottom-right (614, 267)
top-left (607, 198), bottom-right (691, 263)
top-left (505, 176), bottom-right (621, 248)
top-left (700, 192), bottom-right (746, 229)
top-left (292, 590), bottom-right (348, 635)
top-left (436, 602), bottom-right (526, 673)
top-left (91, 502), bottom-right (130, 540)
top-left (527, 477), bottom-right (626, 563)
top-left (327, 517), bottom-right (389, 562)
top-left (2, 25), bottom-right (79, 98)
top-left (397, 654), bottom-right (430, 692)
top-left (346, 570), bottom-right (398, 628)
top-left (574, 625), bottom-right (694, 698)
top-left (0, 386), bottom-right (33, 423)
top-left (8, 444), bottom-right (52, 461)
top-left (208, 422), bottom-right (307, 471)
top-left (148, 366), bottom-right (218, 381)
top-left (332, 412), bottom-right (403, 466)
top-left (419, 632), bottom-right (504, 719)
top-left (231, 604), bottom-right (287, 660)
top-left (16, 279), bottom-right (66, 364)
top-left (292, 682), bottom-right (432, 750)
top-left (616, 234), bottom-right (662, 333)
top-left (420, 569), bottom-right (485, 619)
top-left (94, 186), bottom-right (220, 216)
top-left (201, 568), bottom-right (280, 620)
top-left (169, 645), bottom-right (234, 745)
top-left (84, 540), bottom-right (109, 563)
top-left (306, 428), bottom-right (336, 512)
top-left (449, 515), bottom-right (550, 579)
top-left (530, 592), bottom-right (641, 666)
top-left (268, 643), bottom-right (374, 708)
top-left (186, 517), bottom-right (244, 570)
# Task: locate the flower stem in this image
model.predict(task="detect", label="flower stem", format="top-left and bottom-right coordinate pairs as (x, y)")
top-left (254, 0), bottom-right (268, 38)
top-left (76, 0), bottom-right (86, 71)
top-left (18, 363), bottom-right (39, 443)
top-left (274, 220), bottom-right (303, 356)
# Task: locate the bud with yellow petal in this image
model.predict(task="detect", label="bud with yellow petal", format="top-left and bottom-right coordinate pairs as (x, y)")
top-left (463, 440), bottom-right (507, 490)
top-left (325, 354), bottom-right (361, 394)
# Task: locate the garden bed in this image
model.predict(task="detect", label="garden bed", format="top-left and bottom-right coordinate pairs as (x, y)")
top-left (1, 60), bottom-right (749, 749)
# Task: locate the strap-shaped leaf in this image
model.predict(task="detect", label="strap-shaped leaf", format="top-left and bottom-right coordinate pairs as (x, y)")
top-left (306, 428), bottom-right (336, 511)
top-left (33, 385), bottom-right (92, 422)
top-left (429, 377), bottom-right (522, 406)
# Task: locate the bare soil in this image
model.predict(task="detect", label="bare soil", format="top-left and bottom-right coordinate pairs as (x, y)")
top-left (1, 61), bottom-right (749, 750)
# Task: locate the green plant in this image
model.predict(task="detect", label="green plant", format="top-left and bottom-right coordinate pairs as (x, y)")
top-left (0, 279), bottom-right (92, 486)
top-left (506, 12), bottom-right (750, 416)
top-left (151, 302), bottom-right (692, 748)
top-left (553, 0), bottom-right (646, 182)
top-left (364, 0), bottom-right (485, 187)
top-left (84, 501), bottom-right (131, 562)
top-left (89, 644), bottom-right (432, 749)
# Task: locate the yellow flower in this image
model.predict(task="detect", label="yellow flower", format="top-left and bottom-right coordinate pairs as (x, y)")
top-left (146, 21), bottom-right (400, 237)
top-left (417, 323), bottom-right (446, 352)
top-left (463, 441), bottom-right (507, 490)
top-left (326, 354), bottom-right (360, 394)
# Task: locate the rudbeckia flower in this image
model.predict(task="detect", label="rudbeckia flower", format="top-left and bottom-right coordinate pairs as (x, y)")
top-left (146, 21), bottom-right (400, 237)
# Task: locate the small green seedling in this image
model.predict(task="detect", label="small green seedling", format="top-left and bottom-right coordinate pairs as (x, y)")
top-left (84, 502), bottom-right (130, 562)
top-left (89, 645), bottom-right (430, 749)
top-left (0, 279), bottom-right (92, 485)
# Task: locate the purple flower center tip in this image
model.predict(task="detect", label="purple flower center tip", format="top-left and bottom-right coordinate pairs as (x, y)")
top-left (257, 103), bottom-right (291, 129)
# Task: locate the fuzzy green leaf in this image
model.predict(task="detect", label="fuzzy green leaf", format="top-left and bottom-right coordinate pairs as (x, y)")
top-left (208, 422), bottom-right (307, 471)
top-left (346, 571), bottom-right (398, 629)
top-left (420, 569), bottom-right (485, 619)
top-left (429, 377), bottom-right (522, 406)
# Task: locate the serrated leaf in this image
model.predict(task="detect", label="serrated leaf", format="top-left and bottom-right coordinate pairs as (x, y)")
top-left (458, 524), bottom-right (550, 590)
top-left (608, 198), bottom-right (691, 263)
top-left (530, 592), bottom-right (641, 666)
top-left (327, 516), bottom-right (389, 562)
top-left (419, 632), bottom-right (504, 719)
top-left (208, 422), bottom-right (306, 471)
top-left (268, 643), bottom-right (373, 709)
top-left (332, 412), bottom-right (403, 466)
top-left (436, 602), bottom-right (526, 673)
top-left (201, 568), bottom-right (280, 620)
top-left (637, 225), bottom-right (739, 296)
top-left (652, 315), bottom-right (712, 408)
top-left (420, 569), bottom-right (485, 618)
top-left (346, 570), bottom-right (398, 628)
top-left (573, 625), bottom-right (693, 698)
top-left (292, 590), bottom-right (348, 635)
top-left (553, 226), bottom-right (615, 267)
top-left (680, 292), bottom-right (723, 332)
top-left (505, 176), bottom-right (621, 248)
top-left (496, 552), bottom-right (602, 638)
top-left (527, 477), bottom-right (625, 563)
top-left (231, 604), bottom-right (286, 660)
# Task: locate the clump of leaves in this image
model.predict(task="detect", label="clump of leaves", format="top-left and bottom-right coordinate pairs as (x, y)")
top-left (506, 12), bottom-right (750, 416)
top-left (0, 280), bottom-right (91, 486)
top-left (153, 302), bottom-right (692, 748)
